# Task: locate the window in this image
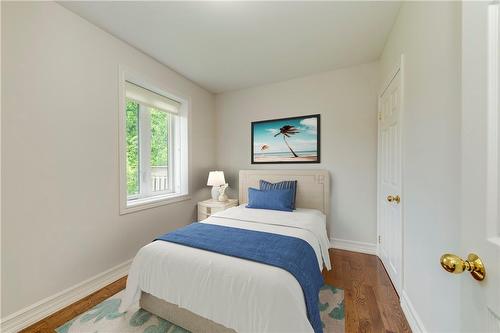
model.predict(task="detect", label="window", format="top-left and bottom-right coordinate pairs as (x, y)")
top-left (120, 75), bottom-right (188, 214)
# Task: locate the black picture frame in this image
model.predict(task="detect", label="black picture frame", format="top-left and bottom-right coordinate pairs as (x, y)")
top-left (251, 114), bottom-right (321, 164)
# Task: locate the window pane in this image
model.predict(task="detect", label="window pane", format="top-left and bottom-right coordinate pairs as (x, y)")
top-left (150, 108), bottom-right (170, 192)
top-left (126, 100), bottom-right (140, 196)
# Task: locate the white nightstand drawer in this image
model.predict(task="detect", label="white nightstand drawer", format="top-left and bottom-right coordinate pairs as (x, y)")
top-left (197, 199), bottom-right (238, 221)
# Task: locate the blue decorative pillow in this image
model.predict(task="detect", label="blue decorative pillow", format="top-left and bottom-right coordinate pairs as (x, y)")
top-left (260, 180), bottom-right (298, 209)
top-left (246, 188), bottom-right (294, 212)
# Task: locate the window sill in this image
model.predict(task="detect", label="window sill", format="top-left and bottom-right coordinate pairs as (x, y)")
top-left (120, 193), bottom-right (191, 215)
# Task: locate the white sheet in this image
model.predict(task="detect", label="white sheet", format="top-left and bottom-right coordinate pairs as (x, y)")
top-left (120, 205), bottom-right (332, 333)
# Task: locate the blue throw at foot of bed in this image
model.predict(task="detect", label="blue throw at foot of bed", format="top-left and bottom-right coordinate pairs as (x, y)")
top-left (155, 223), bottom-right (325, 333)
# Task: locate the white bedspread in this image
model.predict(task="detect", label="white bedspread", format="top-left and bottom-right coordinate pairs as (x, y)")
top-left (120, 205), bottom-right (332, 333)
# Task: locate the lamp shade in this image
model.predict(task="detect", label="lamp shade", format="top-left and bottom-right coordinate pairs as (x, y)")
top-left (207, 171), bottom-right (226, 186)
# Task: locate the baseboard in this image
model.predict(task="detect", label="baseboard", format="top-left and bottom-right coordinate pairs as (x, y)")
top-left (0, 259), bottom-right (132, 333)
top-left (330, 237), bottom-right (377, 255)
top-left (400, 290), bottom-right (427, 333)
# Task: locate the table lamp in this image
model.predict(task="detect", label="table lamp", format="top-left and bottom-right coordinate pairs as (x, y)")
top-left (207, 171), bottom-right (226, 201)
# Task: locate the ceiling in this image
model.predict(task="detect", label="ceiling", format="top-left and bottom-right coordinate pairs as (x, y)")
top-left (60, 1), bottom-right (401, 93)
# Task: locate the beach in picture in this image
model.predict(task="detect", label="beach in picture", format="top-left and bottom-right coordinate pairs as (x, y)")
top-left (252, 115), bottom-right (320, 163)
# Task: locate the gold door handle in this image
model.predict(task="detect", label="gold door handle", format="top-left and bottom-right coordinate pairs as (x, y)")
top-left (440, 253), bottom-right (486, 281)
top-left (386, 195), bottom-right (401, 204)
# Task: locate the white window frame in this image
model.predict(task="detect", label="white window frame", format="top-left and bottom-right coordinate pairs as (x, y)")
top-left (119, 66), bottom-right (190, 214)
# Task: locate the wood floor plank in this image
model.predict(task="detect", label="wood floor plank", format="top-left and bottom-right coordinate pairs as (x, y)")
top-left (364, 286), bottom-right (385, 332)
top-left (20, 249), bottom-right (411, 333)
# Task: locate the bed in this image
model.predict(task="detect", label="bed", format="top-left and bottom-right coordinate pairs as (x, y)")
top-left (120, 170), bottom-right (331, 333)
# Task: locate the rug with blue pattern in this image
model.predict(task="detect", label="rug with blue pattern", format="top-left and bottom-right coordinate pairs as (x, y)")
top-left (57, 284), bottom-right (345, 333)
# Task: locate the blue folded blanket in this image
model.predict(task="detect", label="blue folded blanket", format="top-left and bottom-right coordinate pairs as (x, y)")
top-left (155, 223), bottom-right (324, 333)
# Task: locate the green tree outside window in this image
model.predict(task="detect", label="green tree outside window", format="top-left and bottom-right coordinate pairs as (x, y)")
top-left (126, 101), bottom-right (170, 196)
top-left (126, 101), bottom-right (139, 195)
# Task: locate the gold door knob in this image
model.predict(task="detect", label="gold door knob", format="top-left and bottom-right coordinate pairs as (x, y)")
top-left (440, 253), bottom-right (486, 281)
top-left (386, 195), bottom-right (401, 204)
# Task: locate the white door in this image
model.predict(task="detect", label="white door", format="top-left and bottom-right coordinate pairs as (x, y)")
top-left (459, 2), bottom-right (500, 331)
top-left (378, 64), bottom-right (403, 294)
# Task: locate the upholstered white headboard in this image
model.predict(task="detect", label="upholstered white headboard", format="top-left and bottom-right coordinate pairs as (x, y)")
top-left (238, 170), bottom-right (330, 215)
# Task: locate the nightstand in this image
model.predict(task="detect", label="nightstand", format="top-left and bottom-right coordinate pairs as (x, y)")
top-left (197, 198), bottom-right (238, 221)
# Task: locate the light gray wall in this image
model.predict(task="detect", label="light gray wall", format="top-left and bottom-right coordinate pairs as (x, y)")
top-left (215, 62), bottom-right (379, 244)
top-left (1, 2), bottom-right (215, 317)
top-left (380, 2), bottom-right (462, 331)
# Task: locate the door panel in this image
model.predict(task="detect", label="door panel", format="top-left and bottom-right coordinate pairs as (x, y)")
top-left (378, 67), bottom-right (403, 294)
top-left (460, 2), bottom-right (500, 331)
top-left (486, 2), bottom-right (500, 329)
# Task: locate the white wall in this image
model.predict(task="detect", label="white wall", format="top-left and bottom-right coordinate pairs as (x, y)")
top-left (1, 2), bottom-right (215, 317)
top-left (215, 62), bottom-right (379, 244)
top-left (380, 2), bottom-right (462, 332)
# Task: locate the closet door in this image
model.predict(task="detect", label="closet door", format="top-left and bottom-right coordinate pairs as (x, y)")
top-left (378, 65), bottom-right (403, 295)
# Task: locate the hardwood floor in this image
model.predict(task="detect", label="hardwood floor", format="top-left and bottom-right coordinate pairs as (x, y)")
top-left (324, 249), bottom-right (411, 333)
top-left (21, 249), bottom-right (410, 333)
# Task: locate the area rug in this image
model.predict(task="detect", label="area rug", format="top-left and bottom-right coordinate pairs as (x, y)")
top-left (56, 284), bottom-right (345, 333)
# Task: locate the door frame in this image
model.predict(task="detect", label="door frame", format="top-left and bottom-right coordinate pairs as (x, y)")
top-left (377, 54), bottom-right (405, 295)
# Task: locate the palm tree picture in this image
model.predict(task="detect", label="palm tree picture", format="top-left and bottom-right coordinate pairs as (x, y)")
top-left (274, 125), bottom-right (300, 157)
top-left (251, 114), bottom-right (320, 164)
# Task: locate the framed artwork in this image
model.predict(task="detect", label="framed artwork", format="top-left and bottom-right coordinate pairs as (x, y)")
top-left (251, 114), bottom-right (320, 164)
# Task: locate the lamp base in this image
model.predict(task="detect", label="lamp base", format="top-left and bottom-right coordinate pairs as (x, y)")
top-left (218, 193), bottom-right (228, 202)
top-left (211, 186), bottom-right (219, 201)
